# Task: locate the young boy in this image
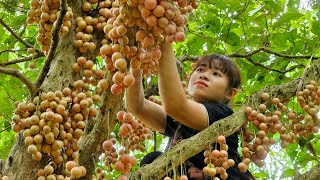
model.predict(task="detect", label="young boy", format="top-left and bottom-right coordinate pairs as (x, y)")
top-left (127, 43), bottom-right (254, 179)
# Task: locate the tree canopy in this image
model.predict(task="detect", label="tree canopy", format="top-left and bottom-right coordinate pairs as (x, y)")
top-left (0, 0), bottom-right (320, 180)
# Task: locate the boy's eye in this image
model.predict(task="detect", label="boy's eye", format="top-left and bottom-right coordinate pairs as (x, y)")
top-left (196, 68), bottom-right (204, 72)
top-left (213, 72), bottom-right (221, 76)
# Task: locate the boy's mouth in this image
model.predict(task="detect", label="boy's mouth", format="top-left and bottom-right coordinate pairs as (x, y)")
top-left (195, 81), bottom-right (208, 87)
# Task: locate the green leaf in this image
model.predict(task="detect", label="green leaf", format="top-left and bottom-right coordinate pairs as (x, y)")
top-left (273, 12), bottom-right (304, 28)
top-left (252, 172), bottom-right (267, 178)
top-left (311, 21), bottom-right (320, 36)
top-left (280, 169), bottom-right (295, 178)
top-left (248, 6), bottom-right (262, 16)
top-left (221, 32), bottom-right (240, 46)
top-left (272, 33), bottom-right (287, 47)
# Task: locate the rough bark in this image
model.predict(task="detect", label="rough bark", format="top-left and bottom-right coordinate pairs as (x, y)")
top-left (294, 164), bottom-right (320, 180)
top-left (78, 72), bottom-right (124, 180)
top-left (0, 159), bottom-right (4, 173)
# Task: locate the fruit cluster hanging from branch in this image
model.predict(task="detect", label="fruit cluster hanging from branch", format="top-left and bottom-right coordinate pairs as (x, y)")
top-left (241, 80), bottom-right (319, 170)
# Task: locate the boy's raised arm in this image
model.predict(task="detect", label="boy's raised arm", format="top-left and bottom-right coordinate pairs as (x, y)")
top-left (126, 68), bottom-right (167, 133)
top-left (158, 43), bottom-right (208, 131)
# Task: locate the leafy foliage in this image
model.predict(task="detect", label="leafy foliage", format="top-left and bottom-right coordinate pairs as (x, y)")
top-left (0, 0), bottom-right (319, 179)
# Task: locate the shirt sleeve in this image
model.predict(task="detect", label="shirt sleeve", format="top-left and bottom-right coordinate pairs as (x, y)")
top-left (162, 115), bottom-right (179, 137)
top-left (202, 103), bottom-right (234, 125)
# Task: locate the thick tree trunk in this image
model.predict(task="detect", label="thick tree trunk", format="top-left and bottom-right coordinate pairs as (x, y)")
top-left (294, 164), bottom-right (320, 180)
top-left (1, 16), bottom-right (80, 180)
top-left (1, 1), bottom-right (87, 179)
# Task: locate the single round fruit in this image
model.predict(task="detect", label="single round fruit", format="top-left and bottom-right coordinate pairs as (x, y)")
top-left (71, 167), bottom-right (82, 178)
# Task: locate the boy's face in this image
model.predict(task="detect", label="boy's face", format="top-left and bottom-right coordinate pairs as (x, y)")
top-left (187, 64), bottom-right (233, 103)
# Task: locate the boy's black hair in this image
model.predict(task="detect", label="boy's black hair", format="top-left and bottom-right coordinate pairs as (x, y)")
top-left (191, 54), bottom-right (241, 91)
top-left (140, 151), bottom-right (163, 167)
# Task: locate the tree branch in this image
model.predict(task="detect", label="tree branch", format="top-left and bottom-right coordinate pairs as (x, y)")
top-left (0, 53), bottom-right (44, 67)
top-left (178, 52), bottom-right (304, 74)
top-left (228, 47), bottom-right (320, 60)
top-left (0, 19), bottom-right (35, 50)
top-left (0, 48), bottom-right (28, 55)
top-left (130, 108), bottom-right (246, 179)
top-left (228, 47), bottom-right (265, 58)
top-left (294, 164), bottom-right (320, 180)
top-left (0, 67), bottom-right (36, 96)
top-left (34, 0), bottom-right (68, 89)
top-left (244, 57), bottom-right (304, 74)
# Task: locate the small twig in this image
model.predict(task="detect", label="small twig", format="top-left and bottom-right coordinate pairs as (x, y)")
top-left (229, 47), bottom-right (320, 59)
top-left (262, 48), bottom-right (319, 59)
top-left (188, 29), bottom-right (215, 44)
top-left (0, 66), bottom-right (36, 96)
top-left (0, 18), bottom-right (36, 50)
top-left (224, 0), bottom-right (249, 45)
top-left (0, 48), bottom-right (28, 55)
top-left (178, 54), bottom-right (198, 62)
top-left (244, 57), bottom-right (304, 74)
top-left (228, 47), bottom-right (266, 58)
top-left (0, 126), bottom-right (11, 133)
top-left (0, 53), bottom-right (44, 67)
top-left (34, 0), bottom-right (68, 89)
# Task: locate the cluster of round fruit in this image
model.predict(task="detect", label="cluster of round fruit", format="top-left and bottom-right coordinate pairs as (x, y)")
top-left (102, 139), bottom-right (137, 178)
top-left (242, 80), bottom-right (320, 168)
top-left (244, 95), bottom-right (292, 167)
top-left (74, 15), bottom-right (97, 54)
top-left (35, 161), bottom-right (86, 180)
top-left (296, 80), bottom-right (320, 127)
top-left (72, 56), bottom-right (108, 91)
top-left (26, 0), bottom-right (73, 53)
top-left (116, 111), bottom-right (152, 152)
top-left (202, 135), bottom-right (235, 180)
top-left (95, 0), bottom-right (196, 94)
top-left (110, 70), bottom-right (135, 95)
top-left (11, 82), bottom-right (99, 177)
top-left (92, 167), bottom-right (105, 180)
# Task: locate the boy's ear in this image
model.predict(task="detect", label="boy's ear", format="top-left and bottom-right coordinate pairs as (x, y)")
top-left (226, 88), bottom-right (238, 101)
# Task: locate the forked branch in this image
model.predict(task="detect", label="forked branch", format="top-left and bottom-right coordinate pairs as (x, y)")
top-left (0, 19), bottom-right (40, 53)
top-left (0, 67), bottom-right (36, 96)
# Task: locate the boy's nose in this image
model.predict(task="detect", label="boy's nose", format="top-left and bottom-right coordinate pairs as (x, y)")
top-left (199, 74), bottom-right (208, 80)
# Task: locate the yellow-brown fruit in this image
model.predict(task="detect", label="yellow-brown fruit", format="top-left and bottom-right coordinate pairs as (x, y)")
top-left (44, 164), bottom-right (54, 175)
top-left (123, 74), bottom-right (135, 87)
top-left (82, 2), bottom-right (92, 11)
top-left (32, 151), bottom-right (42, 161)
top-left (71, 167), bottom-right (83, 178)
